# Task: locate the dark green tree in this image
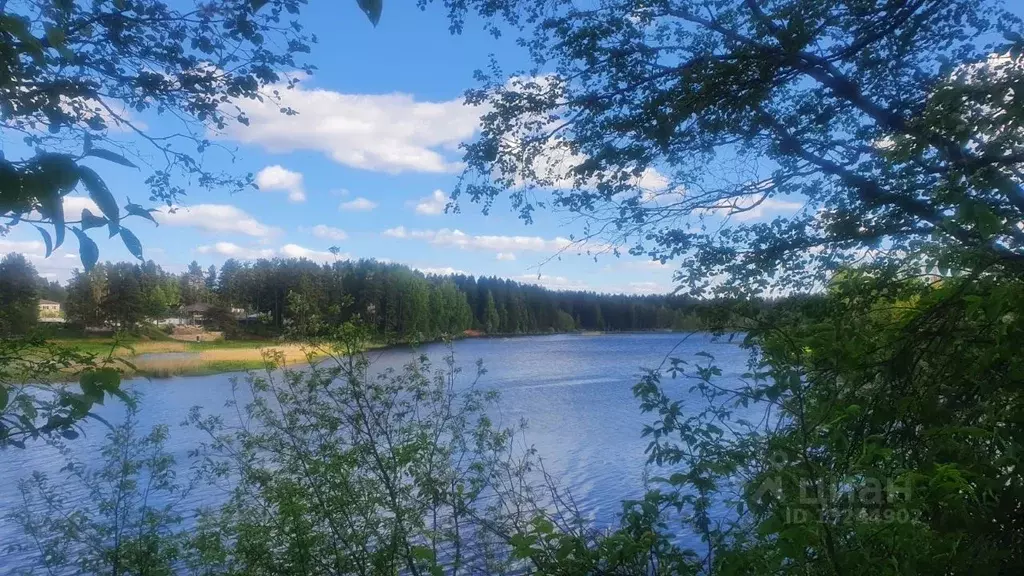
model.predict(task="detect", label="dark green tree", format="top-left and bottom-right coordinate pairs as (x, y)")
top-left (483, 290), bottom-right (501, 333)
top-left (0, 253), bottom-right (40, 335)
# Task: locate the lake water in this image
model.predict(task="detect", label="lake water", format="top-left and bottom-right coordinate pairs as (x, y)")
top-left (0, 333), bottom-right (752, 572)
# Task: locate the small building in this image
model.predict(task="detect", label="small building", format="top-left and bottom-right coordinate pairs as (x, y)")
top-left (181, 303), bottom-right (212, 326)
top-left (38, 299), bottom-right (63, 319)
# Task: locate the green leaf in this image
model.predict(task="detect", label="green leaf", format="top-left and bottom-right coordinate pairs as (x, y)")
top-left (72, 227), bottom-right (99, 271)
top-left (1, 15), bottom-right (45, 63)
top-left (0, 385), bottom-right (8, 411)
top-left (120, 227), bottom-right (144, 260)
top-left (356, 0), bottom-right (382, 26)
top-left (44, 24), bottom-right (65, 49)
top-left (33, 225), bottom-right (53, 257)
top-left (80, 368), bottom-right (120, 398)
top-left (125, 203), bottom-right (159, 226)
top-left (80, 208), bottom-right (107, 230)
top-left (78, 166), bottom-right (119, 224)
top-left (85, 148), bottom-right (138, 169)
top-left (53, 0), bottom-right (73, 15)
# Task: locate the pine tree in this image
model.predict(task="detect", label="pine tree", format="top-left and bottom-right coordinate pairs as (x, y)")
top-left (484, 291), bottom-right (500, 334)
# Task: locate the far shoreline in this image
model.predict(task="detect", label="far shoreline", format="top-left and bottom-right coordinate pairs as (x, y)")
top-left (31, 328), bottom-right (732, 382)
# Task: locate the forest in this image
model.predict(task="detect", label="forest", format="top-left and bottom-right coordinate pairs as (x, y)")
top-left (0, 252), bottom-right (752, 341)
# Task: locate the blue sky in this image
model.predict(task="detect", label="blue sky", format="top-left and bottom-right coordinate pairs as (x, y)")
top-left (0, 2), bottom-right (802, 294)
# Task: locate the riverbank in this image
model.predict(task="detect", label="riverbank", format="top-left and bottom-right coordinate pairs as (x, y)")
top-left (35, 328), bottom-right (710, 380)
top-left (33, 337), bottom-right (386, 379)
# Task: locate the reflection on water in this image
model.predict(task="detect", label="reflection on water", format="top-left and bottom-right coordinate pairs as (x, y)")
top-left (0, 333), bottom-right (753, 573)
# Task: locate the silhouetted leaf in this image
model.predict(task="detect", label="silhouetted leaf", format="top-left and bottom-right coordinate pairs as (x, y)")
top-left (72, 227), bottom-right (98, 271)
top-left (356, 0), bottom-right (382, 26)
top-left (125, 203), bottom-right (159, 226)
top-left (120, 228), bottom-right (144, 260)
top-left (33, 225), bottom-right (53, 257)
top-left (85, 148), bottom-right (138, 169)
top-left (38, 191), bottom-right (65, 250)
top-left (78, 166), bottom-right (119, 224)
top-left (80, 208), bottom-right (107, 230)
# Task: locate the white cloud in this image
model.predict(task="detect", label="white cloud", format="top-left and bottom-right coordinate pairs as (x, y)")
top-left (388, 227), bottom-right (573, 254)
top-left (309, 224), bottom-right (348, 241)
top-left (197, 242), bottom-right (276, 259)
top-left (219, 78), bottom-right (481, 173)
top-left (414, 189), bottom-right (448, 215)
top-left (496, 252), bottom-right (517, 261)
top-left (417, 266), bottom-right (467, 276)
top-left (63, 195), bottom-right (101, 217)
top-left (27, 195), bottom-right (102, 222)
top-left (255, 165), bottom-right (306, 202)
top-left (383, 226), bottom-right (407, 238)
top-left (196, 242), bottom-right (347, 262)
top-left (626, 281), bottom-right (668, 294)
top-left (155, 204), bottom-right (279, 237)
top-left (1, 238), bottom-right (88, 281)
top-left (280, 243), bottom-right (344, 262)
top-left (0, 239), bottom-right (47, 255)
top-left (340, 197), bottom-right (378, 211)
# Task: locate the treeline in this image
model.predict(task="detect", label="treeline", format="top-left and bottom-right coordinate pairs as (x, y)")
top-left (197, 258), bottom-right (760, 339)
top-left (51, 256), bottom-right (778, 340)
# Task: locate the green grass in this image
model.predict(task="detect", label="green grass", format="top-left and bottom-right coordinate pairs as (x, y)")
top-left (136, 359), bottom-right (267, 378)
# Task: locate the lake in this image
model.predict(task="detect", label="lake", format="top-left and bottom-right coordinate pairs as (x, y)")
top-left (0, 332), bottom-right (752, 572)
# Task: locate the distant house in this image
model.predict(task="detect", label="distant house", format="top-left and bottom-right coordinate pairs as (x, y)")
top-left (181, 303), bottom-right (212, 326)
top-left (38, 299), bottom-right (64, 322)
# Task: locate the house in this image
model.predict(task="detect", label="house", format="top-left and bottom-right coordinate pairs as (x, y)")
top-left (38, 299), bottom-right (64, 322)
top-left (181, 303), bottom-right (212, 326)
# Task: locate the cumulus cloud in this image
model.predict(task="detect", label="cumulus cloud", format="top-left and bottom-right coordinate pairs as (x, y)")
top-left (496, 252), bottom-right (517, 261)
top-left (386, 227), bottom-right (573, 253)
top-left (414, 189), bottom-right (448, 215)
top-left (63, 195), bottom-right (101, 217)
top-left (218, 79), bottom-right (481, 173)
top-left (255, 165), bottom-right (306, 202)
top-left (279, 243), bottom-right (342, 262)
top-left (197, 242), bottom-right (276, 259)
top-left (155, 204), bottom-right (279, 237)
top-left (27, 195), bottom-right (102, 222)
top-left (340, 197), bottom-right (378, 212)
top-left (417, 266), bottom-right (467, 276)
top-left (196, 242), bottom-right (347, 262)
top-left (308, 224), bottom-right (348, 241)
